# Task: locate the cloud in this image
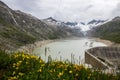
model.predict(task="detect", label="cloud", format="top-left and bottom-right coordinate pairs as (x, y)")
top-left (111, 2), bottom-right (120, 17)
top-left (1, 0), bottom-right (120, 22)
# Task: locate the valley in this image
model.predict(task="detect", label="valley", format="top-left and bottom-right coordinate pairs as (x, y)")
top-left (0, 0), bottom-right (120, 79)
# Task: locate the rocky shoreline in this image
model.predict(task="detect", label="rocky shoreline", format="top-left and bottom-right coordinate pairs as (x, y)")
top-left (95, 38), bottom-right (115, 46)
top-left (16, 37), bottom-right (80, 53)
top-left (17, 37), bottom-right (120, 54)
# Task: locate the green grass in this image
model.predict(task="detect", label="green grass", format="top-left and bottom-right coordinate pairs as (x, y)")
top-left (0, 49), bottom-right (119, 80)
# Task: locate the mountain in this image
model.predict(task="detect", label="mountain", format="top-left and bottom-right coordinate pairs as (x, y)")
top-left (0, 1), bottom-right (83, 50)
top-left (90, 16), bottom-right (120, 43)
top-left (64, 20), bottom-right (107, 32)
top-left (43, 17), bottom-right (84, 37)
top-left (80, 22), bottom-right (85, 25)
top-left (65, 22), bottom-right (78, 27)
top-left (43, 17), bottom-right (66, 26)
top-left (45, 17), bottom-right (57, 22)
top-left (88, 19), bottom-right (106, 25)
top-left (112, 16), bottom-right (120, 21)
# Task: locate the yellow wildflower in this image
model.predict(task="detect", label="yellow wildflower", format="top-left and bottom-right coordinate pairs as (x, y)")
top-left (16, 67), bottom-right (19, 70)
top-left (18, 61), bottom-right (22, 63)
top-left (69, 70), bottom-right (72, 74)
top-left (39, 59), bottom-right (43, 63)
top-left (16, 63), bottom-right (20, 67)
top-left (38, 68), bottom-right (42, 72)
top-left (13, 63), bottom-right (16, 68)
top-left (41, 64), bottom-right (45, 67)
top-left (26, 62), bottom-right (28, 64)
top-left (14, 54), bottom-right (18, 58)
top-left (88, 74), bottom-right (91, 79)
top-left (75, 73), bottom-right (79, 76)
top-left (26, 56), bottom-right (30, 59)
top-left (58, 71), bottom-right (63, 77)
top-left (12, 71), bottom-right (16, 75)
top-left (49, 70), bottom-right (53, 73)
top-left (18, 72), bottom-right (24, 76)
top-left (22, 54), bottom-right (25, 58)
top-left (53, 69), bottom-right (55, 72)
top-left (8, 76), bottom-right (17, 80)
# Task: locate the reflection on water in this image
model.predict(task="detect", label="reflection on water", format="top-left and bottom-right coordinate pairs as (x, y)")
top-left (33, 38), bottom-right (106, 64)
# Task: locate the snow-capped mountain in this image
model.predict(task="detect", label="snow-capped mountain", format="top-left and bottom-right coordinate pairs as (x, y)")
top-left (87, 19), bottom-right (107, 26)
top-left (45, 17), bottom-right (57, 22)
top-left (112, 16), bottom-right (120, 21)
top-left (87, 19), bottom-right (108, 30)
top-left (43, 17), bottom-right (84, 36)
top-left (65, 22), bottom-right (78, 27)
top-left (43, 17), bottom-right (108, 32)
top-left (43, 17), bottom-right (66, 26)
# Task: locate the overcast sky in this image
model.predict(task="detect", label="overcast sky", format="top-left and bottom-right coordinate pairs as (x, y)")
top-left (1, 0), bottom-right (120, 22)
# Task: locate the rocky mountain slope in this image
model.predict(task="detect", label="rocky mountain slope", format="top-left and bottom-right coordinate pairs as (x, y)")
top-left (0, 1), bottom-right (83, 50)
top-left (90, 16), bottom-right (120, 43)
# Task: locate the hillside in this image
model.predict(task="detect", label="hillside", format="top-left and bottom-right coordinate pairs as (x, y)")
top-left (90, 16), bottom-right (120, 43)
top-left (0, 1), bottom-right (83, 50)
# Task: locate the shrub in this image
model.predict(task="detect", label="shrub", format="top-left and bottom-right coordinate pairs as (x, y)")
top-left (0, 51), bottom-right (119, 80)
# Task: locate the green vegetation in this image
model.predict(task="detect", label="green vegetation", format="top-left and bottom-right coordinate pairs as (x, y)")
top-left (0, 19), bottom-right (36, 44)
top-left (48, 34), bottom-right (58, 39)
top-left (0, 17), bottom-right (37, 49)
top-left (93, 19), bottom-right (120, 43)
top-left (0, 49), bottom-right (120, 80)
top-left (101, 32), bottom-right (120, 43)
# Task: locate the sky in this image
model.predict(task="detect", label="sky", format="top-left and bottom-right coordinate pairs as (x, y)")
top-left (1, 0), bottom-right (120, 22)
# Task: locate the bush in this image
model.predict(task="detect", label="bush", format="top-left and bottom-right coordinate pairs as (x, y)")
top-left (0, 49), bottom-right (11, 69)
top-left (0, 51), bottom-right (119, 80)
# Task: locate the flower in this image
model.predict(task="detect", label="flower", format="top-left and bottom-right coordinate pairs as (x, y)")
top-left (39, 59), bottom-right (43, 63)
top-left (75, 73), bottom-right (79, 76)
top-left (12, 71), bottom-right (16, 75)
top-left (49, 70), bottom-right (53, 73)
top-left (38, 68), bottom-right (42, 72)
top-left (18, 72), bottom-right (24, 76)
top-left (69, 70), bottom-right (72, 74)
top-left (26, 62), bottom-right (28, 64)
top-left (13, 63), bottom-right (16, 68)
top-left (8, 76), bottom-right (17, 80)
top-left (58, 71), bottom-right (63, 77)
top-left (18, 61), bottom-right (22, 63)
top-left (16, 67), bottom-right (19, 70)
top-left (41, 64), bottom-right (45, 67)
top-left (88, 74), bottom-right (91, 79)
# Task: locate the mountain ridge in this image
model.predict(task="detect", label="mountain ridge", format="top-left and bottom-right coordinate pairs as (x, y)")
top-left (90, 16), bottom-right (120, 43)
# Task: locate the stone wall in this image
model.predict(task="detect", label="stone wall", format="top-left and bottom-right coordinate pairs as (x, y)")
top-left (85, 50), bottom-right (108, 69)
top-left (85, 47), bottom-right (120, 69)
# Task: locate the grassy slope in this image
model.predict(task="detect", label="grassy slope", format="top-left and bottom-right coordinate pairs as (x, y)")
top-left (0, 17), bottom-right (36, 50)
top-left (93, 19), bottom-right (120, 43)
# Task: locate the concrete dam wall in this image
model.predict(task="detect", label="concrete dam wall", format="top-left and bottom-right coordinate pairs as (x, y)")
top-left (85, 47), bottom-right (120, 69)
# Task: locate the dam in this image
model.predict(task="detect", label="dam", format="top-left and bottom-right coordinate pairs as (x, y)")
top-left (85, 47), bottom-right (120, 69)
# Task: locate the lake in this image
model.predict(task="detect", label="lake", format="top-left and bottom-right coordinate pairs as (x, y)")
top-left (33, 38), bottom-right (107, 64)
